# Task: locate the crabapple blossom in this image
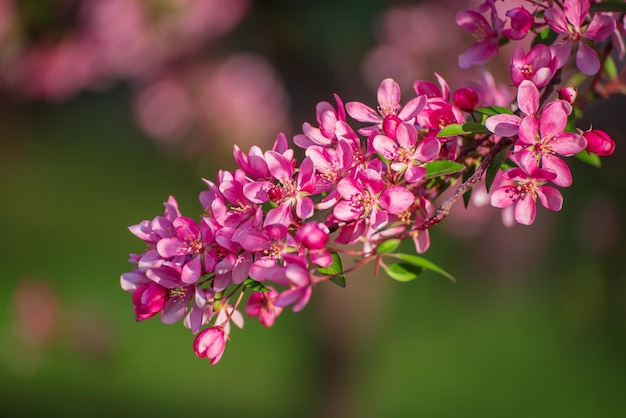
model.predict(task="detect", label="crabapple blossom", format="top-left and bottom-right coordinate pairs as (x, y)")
top-left (490, 158), bottom-right (563, 225)
top-left (544, 0), bottom-right (616, 75)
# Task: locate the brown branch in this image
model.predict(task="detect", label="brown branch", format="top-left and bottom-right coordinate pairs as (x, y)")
top-left (415, 137), bottom-right (513, 231)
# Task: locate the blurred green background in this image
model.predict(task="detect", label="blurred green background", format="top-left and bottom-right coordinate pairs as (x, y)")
top-left (1, 1), bottom-right (625, 417)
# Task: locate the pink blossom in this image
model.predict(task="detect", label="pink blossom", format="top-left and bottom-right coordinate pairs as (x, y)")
top-left (456, 0), bottom-right (504, 68)
top-left (294, 94), bottom-right (346, 148)
top-left (516, 100), bottom-right (586, 187)
top-left (245, 287), bottom-right (283, 327)
top-left (503, 7), bottom-right (534, 40)
top-left (372, 123), bottom-right (440, 183)
top-left (490, 158), bottom-right (563, 225)
top-left (333, 169), bottom-right (414, 229)
top-left (544, 0), bottom-right (616, 75)
top-left (346, 78), bottom-right (426, 136)
top-left (510, 45), bottom-right (558, 88)
top-left (193, 327), bottom-right (227, 365)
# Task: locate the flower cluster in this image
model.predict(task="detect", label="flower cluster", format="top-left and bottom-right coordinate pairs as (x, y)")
top-left (121, 0), bottom-right (620, 364)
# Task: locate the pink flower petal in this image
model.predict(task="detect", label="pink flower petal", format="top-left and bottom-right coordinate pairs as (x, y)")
top-left (514, 194), bottom-right (536, 225)
top-left (536, 185), bottom-right (563, 211)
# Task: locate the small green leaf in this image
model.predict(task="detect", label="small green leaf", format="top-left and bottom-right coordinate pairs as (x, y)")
top-left (590, 1), bottom-right (626, 13)
top-left (438, 122), bottom-right (489, 138)
top-left (424, 160), bottom-right (465, 179)
top-left (532, 27), bottom-right (558, 47)
top-left (243, 278), bottom-right (271, 292)
top-left (604, 55), bottom-right (618, 79)
top-left (318, 251), bottom-right (346, 287)
top-left (383, 263), bottom-right (424, 282)
top-left (391, 253), bottom-right (457, 282)
top-left (575, 150), bottom-right (602, 168)
top-left (475, 106), bottom-right (514, 116)
top-left (485, 145), bottom-right (511, 192)
top-left (376, 239), bottom-right (401, 255)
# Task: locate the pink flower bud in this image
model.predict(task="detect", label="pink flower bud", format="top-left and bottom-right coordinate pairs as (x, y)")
top-left (193, 327), bottom-right (226, 365)
top-left (382, 114), bottom-right (402, 139)
top-left (295, 222), bottom-right (329, 250)
top-left (583, 129), bottom-right (615, 156)
top-left (557, 86), bottom-right (577, 104)
top-left (132, 283), bottom-right (167, 321)
top-left (453, 87), bottom-right (479, 112)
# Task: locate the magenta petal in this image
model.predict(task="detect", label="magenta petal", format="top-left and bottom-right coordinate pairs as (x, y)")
top-left (541, 154), bottom-right (572, 187)
top-left (296, 196), bottom-right (314, 220)
top-left (536, 185), bottom-right (563, 211)
top-left (517, 80), bottom-right (539, 116)
top-left (265, 151), bottom-right (293, 182)
top-left (584, 14), bottom-right (616, 42)
top-left (372, 134), bottom-right (397, 159)
top-left (415, 136), bottom-right (440, 162)
top-left (404, 165), bottom-right (426, 184)
top-left (544, 7), bottom-right (569, 34)
top-left (346, 102), bottom-right (380, 123)
top-left (550, 40), bottom-right (572, 68)
top-left (377, 78), bottom-right (401, 109)
top-left (187, 304), bottom-right (204, 334)
top-left (551, 132), bottom-right (586, 156)
top-left (334, 200), bottom-right (360, 221)
top-left (485, 114), bottom-right (521, 137)
top-left (490, 186), bottom-right (517, 208)
top-left (156, 237), bottom-right (184, 258)
top-left (234, 227), bottom-right (269, 252)
top-left (566, 0), bottom-right (587, 28)
top-left (264, 202), bottom-right (292, 227)
top-left (576, 42), bottom-right (600, 75)
top-left (379, 186), bottom-right (414, 214)
top-left (161, 296), bottom-right (189, 324)
top-left (337, 177), bottom-right (362, 199)
top-left (181, 256), bottom-right (202, 284)
top-left (458, 40), bottom-right (497, 68)
top-left (517, 116), bottom-right (539, 145)
top-left (539, 104), bottom-right (568, 138)
top-left (514, 194), bottom-right (536, 225)
top-left (243, 181), bottom-right (271, 204)
top-left (398, 95), bottom-right (426, 120)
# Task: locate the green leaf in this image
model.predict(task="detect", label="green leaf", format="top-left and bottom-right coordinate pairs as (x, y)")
top-left (485, 145), bottom-right (511, 193)
top-left (437, 122), bottom-right (489, 138)
top-left (243, 278), bottom-right (271, 292)
top-left (376, 239), bottom-right (401, 255)
top-left (424, 160), bottom-right (465, 179)
top-left (532, 27), bottom-right (558, 47)
top-left (574, 150), bottom-right (602, 168)
top-left (391, 253), bottom-right (457, 282)
top-left (318, 251), bottom-right (346, 287)
top-left (462, 164), bottom-right (476, 209)
top-left (604, 55), bottom-right (618, 79)
top-left (382, 263), bottom-right (424, 282)
top-left (475, 106), bottom-right (513, 117)
top-left (590, 2), bottom-right (626, 13)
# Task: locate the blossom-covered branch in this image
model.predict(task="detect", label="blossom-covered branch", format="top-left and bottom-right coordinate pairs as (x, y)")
top-left (121, 0), bottom-right (621, 364)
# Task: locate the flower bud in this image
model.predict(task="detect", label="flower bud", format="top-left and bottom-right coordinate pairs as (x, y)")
top-left (296, 221), bottom-right (329, 250)
top-left (583, 129), bottom-right (615, 156)
top-left (382, 114), bottom-right (402, 139)
top-left (557, 86), bottom-right (577, 104)
top-left (132, 283), bottom-right (167, 321)
top-left (193, 327), bottom-right (226, 365)
top-left (453, 87), bottom-right (479, 112)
